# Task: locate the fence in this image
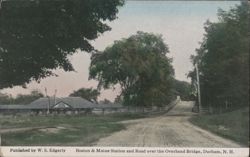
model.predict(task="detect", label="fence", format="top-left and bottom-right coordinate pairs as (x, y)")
top-left (92, 98), bottom-right (180, 115)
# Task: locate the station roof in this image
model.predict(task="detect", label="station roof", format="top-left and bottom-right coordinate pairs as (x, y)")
top-left (0, 97), bottom-right (123, 110)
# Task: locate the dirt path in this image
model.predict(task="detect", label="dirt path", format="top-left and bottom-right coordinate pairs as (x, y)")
top-left (95, 101), bottom-right (241, 147)
top-left (0, 126), bottom-right (49, 134)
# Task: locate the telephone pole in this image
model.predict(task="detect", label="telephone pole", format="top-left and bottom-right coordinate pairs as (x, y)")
top-left (45, 88), bottom-right (50, 114)
top-left (195, 64), bottom-right (202, 113)
top-left (54, 89), bottom-right (57, 105)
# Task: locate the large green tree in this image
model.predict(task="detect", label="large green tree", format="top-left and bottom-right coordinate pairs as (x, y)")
top-left (89, 31), bottom-right (175, 107)
top-left (69, 87), bottom-right (100, 103)
top-left (0, 0), bottom-right (124, 89)
top-left (188, 2), bottom-right (249, 110)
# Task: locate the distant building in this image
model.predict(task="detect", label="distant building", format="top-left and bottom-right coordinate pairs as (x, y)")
top-left (0, 97), bottom-right (123, 115)
top-left (0, 104), bottom-right (29, 114)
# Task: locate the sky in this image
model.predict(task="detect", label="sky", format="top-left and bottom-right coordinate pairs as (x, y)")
top-left (1, 1), bottom-right (240, 101)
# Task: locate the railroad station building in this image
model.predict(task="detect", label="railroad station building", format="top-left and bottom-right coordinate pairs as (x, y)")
top-left (0, 97), bottom-right (123, 115)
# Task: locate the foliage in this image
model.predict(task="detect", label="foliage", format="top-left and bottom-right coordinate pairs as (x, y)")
top-left (14, 90), bottom-right (44, 104)
top-left (188, 2), bottom-right (249, 109)
top-left (89, 31), bottom-right (175, 107)
top-left (114, 95), bottom-right (123, 104)
top-left (69, 87), bottom-right (100, 103)
top-left (99, 99), bottom-right (112, 104)
top-left (0, 90), bottom-right (44, 104)
top-left (0, 92), bottom-right (12, 104)
top-left (0, 0), bottom-right (124, 89)
top-left (173, 79), bottom-right (194, 101)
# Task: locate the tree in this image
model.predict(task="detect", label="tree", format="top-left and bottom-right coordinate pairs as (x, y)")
top-left (69, 87), bottom-right (100, 103)
top-left (188, 2), bottom-right (249, 110)
top-left (0, 0), bottom-right (124, 89)
top-left (114, 95), bottom-right (123, 104)
top-left (0, 92), bottom-right (12, 104)
top-left (89, 31), bottom-right (175, 107)
top-left (14, 90), bottom-right (44, 104)
top-left (99, 99), bottom-right (112, 104)
top-left (0, 89), bottom-right (44, 104)
top-left (173, 79), bottom-right (193, 101)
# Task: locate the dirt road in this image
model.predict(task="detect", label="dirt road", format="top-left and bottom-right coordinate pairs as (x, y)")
top-left (95, 101), bottom-right (241, 147)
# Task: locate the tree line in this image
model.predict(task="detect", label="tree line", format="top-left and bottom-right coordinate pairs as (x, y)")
top-left (0, 88), bottom-right (100, 105)
top-left (188, 2), bottom-right (249, 112)
top-left (0, 90), bottom-right (44, 104)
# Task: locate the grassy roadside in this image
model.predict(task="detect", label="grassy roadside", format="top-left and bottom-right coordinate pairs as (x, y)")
top-left (0, 113), bottom-right (146, 146)
top-left (189, 107), bottom-right (249, 146)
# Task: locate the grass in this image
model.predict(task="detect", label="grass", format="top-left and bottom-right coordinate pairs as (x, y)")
top-left (0, 113), bottom-right (146, 146)
top-left (189, 107), bottom-right (249, 146)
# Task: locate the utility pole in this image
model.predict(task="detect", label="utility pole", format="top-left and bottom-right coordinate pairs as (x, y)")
top-left (45, 88), bottom-right (50, 114)
top-left (195, 64), bottom-right (202, 113)
top-left (54, 89), bottom-right (57, 106)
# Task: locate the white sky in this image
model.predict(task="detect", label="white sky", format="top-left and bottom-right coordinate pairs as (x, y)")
top-left (1, 1), bottom-right (239, 101)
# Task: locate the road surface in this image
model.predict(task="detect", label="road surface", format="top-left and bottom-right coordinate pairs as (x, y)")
top-left (95, 101), bottom-right (241, 147)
